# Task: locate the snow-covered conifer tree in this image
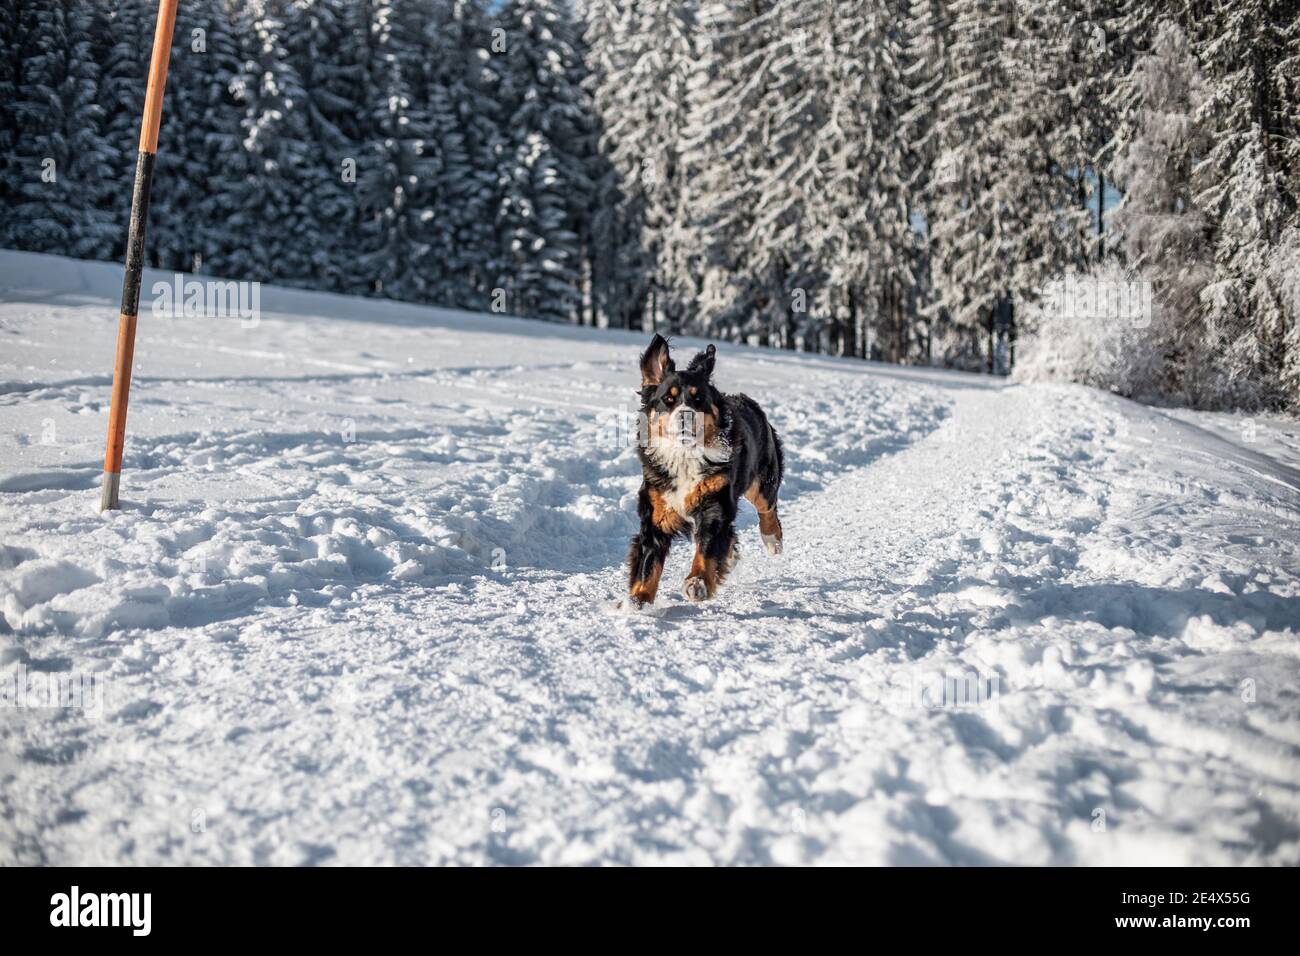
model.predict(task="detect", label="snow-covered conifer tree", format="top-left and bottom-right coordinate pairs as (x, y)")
top-left (224, 0), bottom-right (320, 285)
top-left (1190, 0), bottom-right (1299, 408)
top-left (679, 0), bottom-right (796, 344)
top-left (489, 0), bottom-right (593, 322)
top-left (0, 1), bottom-right (19, 214)
top-left (411, 1), bottom-right (503, 311)
top-left (583, 0), bottom-right (697, 330)
top-left (899, 0), bottom-right (948, 363)
top-left (998, 1), bottom-right (1089, 304)
top-left (3, 1), bottom-right (106, 257)
top-left (349, 0), bottom-right (439, 300)
top-left (1109, 19), bottom-right (1211, 402)
top-left (927, 0), bottom-right (1012, 368)
top-left (280, 0), bottom-right (375, 294)
top-left (152, 0), bottom-right (248, 275)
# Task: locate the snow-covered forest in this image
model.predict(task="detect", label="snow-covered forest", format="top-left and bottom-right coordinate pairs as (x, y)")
top-left (1, 0), bottom-right (1298, 410)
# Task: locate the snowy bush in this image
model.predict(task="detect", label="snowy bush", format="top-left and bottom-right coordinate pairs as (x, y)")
top-left (1014, 264), bottom-right (1166, 399)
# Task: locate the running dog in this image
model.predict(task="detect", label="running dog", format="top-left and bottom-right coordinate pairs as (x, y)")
top-left (627, 334), bottom-right (784, 606)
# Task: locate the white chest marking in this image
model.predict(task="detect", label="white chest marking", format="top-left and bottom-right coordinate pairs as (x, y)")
top-left (649, 441), bottom-right (729, 518)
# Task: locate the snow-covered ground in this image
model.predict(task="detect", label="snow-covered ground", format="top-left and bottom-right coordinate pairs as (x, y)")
top-left (2, 250), bottom-right (1298, 866)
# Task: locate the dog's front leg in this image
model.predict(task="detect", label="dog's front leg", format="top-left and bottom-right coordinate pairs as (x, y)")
top-left (683, 494), bottom-right (737, 603)
top-left (628, 485), bottom-right (676, 606)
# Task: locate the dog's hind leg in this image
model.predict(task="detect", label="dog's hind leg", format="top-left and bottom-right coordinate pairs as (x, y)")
top-left (745, 480), bottom-right (783, 555)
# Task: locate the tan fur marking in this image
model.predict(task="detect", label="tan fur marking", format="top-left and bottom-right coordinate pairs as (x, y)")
top-left (683, 474), bottom-right (728, 515)
top-left (684, 548), bottom-right (720, 599)
top-left (630, 558), bottom-right (665, 605)
top-left (649, 488), bottom-right (686, 535)
top-left (745, 480), bottom-right (783, 540)
top-left (700, 409), bottom-right (720, 445)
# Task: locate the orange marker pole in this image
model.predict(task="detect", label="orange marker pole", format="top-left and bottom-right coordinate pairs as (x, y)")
top-left (101, 0), bottom-right (179, 511)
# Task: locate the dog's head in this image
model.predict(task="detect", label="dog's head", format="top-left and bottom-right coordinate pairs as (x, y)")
top-left (638, 333), bottom-right (722, 448)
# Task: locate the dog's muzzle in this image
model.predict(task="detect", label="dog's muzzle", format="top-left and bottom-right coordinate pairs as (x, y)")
top-left (669, 407), bottom-right (704, 445)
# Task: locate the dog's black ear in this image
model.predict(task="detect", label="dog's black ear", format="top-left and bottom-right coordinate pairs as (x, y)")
top-left (640, 333), bottom-right (674, 387)
top-left (687, 343), bottom-right (716, 379)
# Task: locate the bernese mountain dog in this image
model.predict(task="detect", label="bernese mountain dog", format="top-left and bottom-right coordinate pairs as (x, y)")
top-left (627, 333), bottom-right (784, 606)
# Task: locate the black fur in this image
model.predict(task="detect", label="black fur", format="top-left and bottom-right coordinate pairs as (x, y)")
top-left (627, 333), bottom-right (785, 605)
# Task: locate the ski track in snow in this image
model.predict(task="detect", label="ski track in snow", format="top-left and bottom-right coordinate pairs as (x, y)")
top-left (2, 252), bottom-right (1299, 865)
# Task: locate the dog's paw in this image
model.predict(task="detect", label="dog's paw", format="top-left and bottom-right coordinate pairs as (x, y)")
top-left (617, 595), bottom-right (659, 615)
top-left (762, 532), bottom-right (783, 556)
top-left (682, 575), bottom-right (711, 603)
